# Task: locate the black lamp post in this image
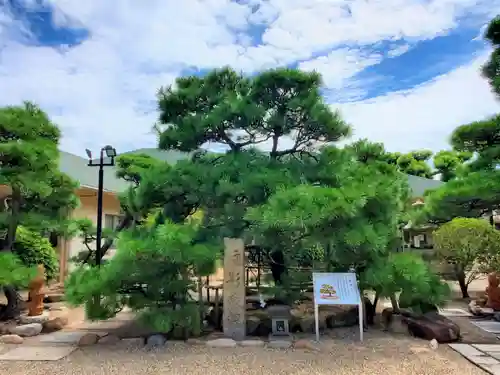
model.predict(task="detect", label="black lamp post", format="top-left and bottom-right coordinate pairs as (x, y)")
top-left (85, 145), bottom-right (117, 267)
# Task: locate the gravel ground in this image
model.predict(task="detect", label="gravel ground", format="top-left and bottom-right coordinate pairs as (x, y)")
top-left (0, 335), bottom-right (486, 375)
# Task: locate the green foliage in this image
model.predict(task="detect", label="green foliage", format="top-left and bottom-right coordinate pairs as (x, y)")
top-left (395, 151), bottom-right (434, 179)
top-left (65, 220), bottom-right (218, 335)
top-left (424, 115), bottom-right (500, 223)
top-left (364, 252), bottom-right (450, 313)
top-left (434, 218), bottom-right (499, 267)
top-left (433, 150), bottom-right (472, 182)
top-left (115, 153), bottom-right (164, 186)
top-left (68, 218), bottom-right (114, 266)
top-left (13, 226), bottom-right (59, 280)
top-left (0, 102), bottom-right (79, 250)
top-left (156, 67), bottom-right (351, 154)
top-left (348, 140), bottom-right (435, 178)
top-left (66, 68), bottom-right (449, 334)
top-left (482, 15), bottom-right (500, 98)
top-left (433, 218), bottom-right (500, 296)
top-left (0, 252), bottom-right (36, 287)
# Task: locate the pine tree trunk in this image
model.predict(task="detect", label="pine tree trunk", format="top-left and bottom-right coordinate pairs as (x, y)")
top-left (456, 271), bottom-right (469, 299)
top-left (0, 187), bottom-right (22, 321)
top-left (390, 294), bottom-right (400, 313)
top-left (0, 285), bottom-right (20, 321)
top-left (454, 264), bottom-right (470, 299)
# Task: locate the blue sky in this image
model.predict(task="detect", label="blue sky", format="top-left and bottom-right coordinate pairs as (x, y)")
top-left (1, 0), bottom-right (500, 155)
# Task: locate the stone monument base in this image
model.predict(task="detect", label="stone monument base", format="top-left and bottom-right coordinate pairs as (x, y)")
top-left (268, 333), bottom-right (293, 341)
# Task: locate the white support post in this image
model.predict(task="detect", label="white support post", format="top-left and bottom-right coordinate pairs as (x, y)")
top-left (358, 300), bottom-right (364, 342)
top-left (314, 303), bottom-right (320, 342)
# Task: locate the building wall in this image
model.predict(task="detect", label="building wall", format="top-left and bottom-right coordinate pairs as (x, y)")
top-left (60, 187), bottom-right (122, 281)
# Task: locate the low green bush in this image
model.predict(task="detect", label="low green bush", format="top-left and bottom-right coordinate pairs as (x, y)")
top-left (13, 226), bottom-right (59, 281)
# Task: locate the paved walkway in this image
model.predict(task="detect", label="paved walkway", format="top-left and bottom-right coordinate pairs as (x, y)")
top-left (449, 343), bottom-right (500, 374)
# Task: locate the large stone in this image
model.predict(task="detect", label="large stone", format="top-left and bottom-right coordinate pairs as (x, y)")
top-left (404, 313), bottom-right (460, 343)
top-left (42, 317), bottom-right (68, 333)
top-left (222, 238), bottom-right (246, 341)
top-left (381, 308), bottom-right (408, 334)
top-left (145, 334), bottom-right (167, 348)
top-left (299, 316), bottom-right (326, 334)
top-left (325, 307), bottom-right (359, 328)
top-left (206, 338), bottom-right (237, 348)
top-left (10, 323), bottom-right (43, 337)
top-left (78, 333), bottom-right (100, 346)
top-left (0, 334), bottom-right (23, 344)
top-left (0, 322), bottom-right (16, 335)
top-left (246, 315), bottom-right (261, 336)
top-left (469, 300), bottom-right (494, 316)
top-left (19, 311), bottom-right (50, 324)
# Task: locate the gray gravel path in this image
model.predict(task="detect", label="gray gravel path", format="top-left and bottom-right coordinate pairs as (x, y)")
top-left (0, 336), bottom-right (486, 375)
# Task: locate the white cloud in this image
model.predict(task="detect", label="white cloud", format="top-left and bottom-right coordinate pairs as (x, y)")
top-left (339, 51), bottom-right (500, 152)
top-left (387, 44), bottom-right (411, 58)
top-left (299, 48), bottom-right (384, 90)
top-left (0, 0), bottom-right (499, 156)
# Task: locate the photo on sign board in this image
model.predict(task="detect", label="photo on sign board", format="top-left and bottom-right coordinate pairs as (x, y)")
top-left (319, 283), bottom-right (339, 300)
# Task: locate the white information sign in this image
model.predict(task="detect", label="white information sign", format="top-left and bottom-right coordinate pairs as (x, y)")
top-left (312, 272), bottom-right (363, 342)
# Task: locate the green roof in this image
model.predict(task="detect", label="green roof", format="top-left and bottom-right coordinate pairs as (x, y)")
top-left (60, 148), bottom-right (443, 197)
top-left (406, 174), bottom-right (443, 197)
top-left (59, 151), bottom-right (129, 193)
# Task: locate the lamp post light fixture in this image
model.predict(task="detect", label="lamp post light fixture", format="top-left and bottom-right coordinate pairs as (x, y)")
top-left (86, 145), bottom-right (117, 267)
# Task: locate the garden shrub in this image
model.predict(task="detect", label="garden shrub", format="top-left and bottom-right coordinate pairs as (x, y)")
top-left (13, 226), bottom-right (59, 281)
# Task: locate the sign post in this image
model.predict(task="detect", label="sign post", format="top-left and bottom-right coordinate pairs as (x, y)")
top-left (312, 272), bottom-right (363, 342)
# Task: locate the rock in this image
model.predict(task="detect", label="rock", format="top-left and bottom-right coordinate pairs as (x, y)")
top-left (469, 300), bottom-right (494, 316)
top-left (239, 339), bottom-right (265, 347)
top-left (246, 315), bottom-right (261, 336)
top-left (325, 307), bottom-right (359, 328)
top-left (255, 318), bottom-right (272, 336)
top-left (0, 322), bottom-right (16, 335)
top-left (78, 333), bottom-right (100, 346)
top-left (404, 314), bottom-right (460, 343)
top-left (10, 323), bottom-right (43, 337)
top-left (98, 334), bottom-right (121, 345)
top-left (381, 308), bottom-right (408, 334)
top-left (0, 334), bottom-right (23, 344)
top-left (42, 317), bottom-right (68, 333)
top-left (267, 339), bottom-right (292, 349)
top-left (299, 316), bottom-right (326, 333)
top-left (294, 339), bottom-right (320, 351)
top-left (206, 338), bottom-right (237, 348)
top-left (19, 311), bottom-right (50, 324)
top-left (429, 338), bottom-right (439, 350)
top-left (145, 334), bottom-right (167, 347)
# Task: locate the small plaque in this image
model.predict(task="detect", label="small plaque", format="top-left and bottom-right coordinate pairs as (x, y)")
top-left (271, 318), bottom-right (290, 336)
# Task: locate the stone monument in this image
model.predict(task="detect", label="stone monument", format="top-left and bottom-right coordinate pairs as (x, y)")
top-left (223, 237), bottom-right (246, 341)
top-left (267, 304), bottom-right (292, 340)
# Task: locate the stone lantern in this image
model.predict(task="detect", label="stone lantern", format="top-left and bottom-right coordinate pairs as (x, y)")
top-left (266, 304), bottom-right (292, 340)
